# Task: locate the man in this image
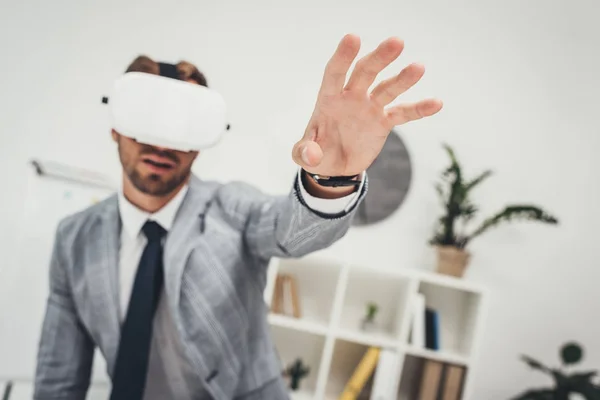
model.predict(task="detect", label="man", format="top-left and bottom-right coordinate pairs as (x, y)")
top-left (34, 34), bottom-right (442, 399)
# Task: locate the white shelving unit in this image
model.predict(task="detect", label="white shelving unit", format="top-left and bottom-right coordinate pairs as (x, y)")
top-left (265, 255), bottom-right (488, 400)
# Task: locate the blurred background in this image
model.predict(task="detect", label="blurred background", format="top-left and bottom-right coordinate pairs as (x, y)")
top-left (0, 0), bottom-right (598, 399)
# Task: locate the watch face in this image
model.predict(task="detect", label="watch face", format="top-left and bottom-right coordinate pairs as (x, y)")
top-left (352, 129), bottom-right (412, 226)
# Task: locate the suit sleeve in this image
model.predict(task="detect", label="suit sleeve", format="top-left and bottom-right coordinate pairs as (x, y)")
top-left (236, 171), bottom-right (368, 261)
top-left (34, 223), bottom-right (95, 400)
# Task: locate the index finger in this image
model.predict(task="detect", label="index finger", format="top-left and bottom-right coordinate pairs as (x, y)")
top-left (318, 34), bottom-right (361, 98)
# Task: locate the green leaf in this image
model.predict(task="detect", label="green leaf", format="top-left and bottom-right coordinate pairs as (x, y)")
top-left (561, 342), bottom-right (583, 365)
top-left (460, 203), bottom-right (478, 221)
top-left (572, 381), bottom-right (600, 400)
top-left (464, 205), bottom-right (558, 246)
top-left (465, 169), bottom-right (493, 192)
top-left (521, 355), bottom-right (551, 374)
top-left (551, 369), bottom-right (570, 388)
top-left (442, 143), bottom-right (459, 168)
top-left (435, 183), bottom-right (444, 199)
top-left (567, 370), bottom-right (597, 386)
top-left (366, 302), bottom-right (378, 319)
top-left (455, 236), bottom-right (468, 249)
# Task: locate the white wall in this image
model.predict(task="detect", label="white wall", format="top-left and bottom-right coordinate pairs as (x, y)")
top-left (1, 0), bottom-right (599, 398)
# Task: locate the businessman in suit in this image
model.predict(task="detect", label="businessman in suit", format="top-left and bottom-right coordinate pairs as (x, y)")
top-left (34, 35), bottom-right (442, 400)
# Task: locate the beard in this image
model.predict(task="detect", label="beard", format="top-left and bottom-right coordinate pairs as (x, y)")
top-left (126, 167), bottom-right (189, 196)
top-left (118, 141), bottom-right (192, 197)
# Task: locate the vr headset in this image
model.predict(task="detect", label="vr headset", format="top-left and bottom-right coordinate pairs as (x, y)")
top-left (102, 62), bottom-right (229, 152)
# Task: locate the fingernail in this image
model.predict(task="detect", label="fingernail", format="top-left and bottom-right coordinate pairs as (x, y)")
top-left (301, 146), bottom-right (310, 165)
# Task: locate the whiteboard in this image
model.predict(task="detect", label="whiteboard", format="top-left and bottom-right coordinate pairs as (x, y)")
top-left (0, 162), bottom-right (116, 383)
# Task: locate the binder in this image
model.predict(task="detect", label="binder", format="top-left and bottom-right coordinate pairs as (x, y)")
top-left (370, 348), bottom-right (401, 400)
top-left (418, 360), bottom-right (443, 400)
top-left (425, 308), bottom-right (440, 350)
top-left (339, 347), bottom-right (381, 400)
top-left (442, 364), bottom-right (466, 400)
top-left (270, 273), bottom-right (302, 318)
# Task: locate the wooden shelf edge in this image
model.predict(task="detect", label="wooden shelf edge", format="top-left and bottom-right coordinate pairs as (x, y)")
top-left (268, 313), bottom-right (329, 336)
top-left (414, 271), bottom-right (487, 295)
top-left (405, 345), bottom-right (471, 366)
top-left (334, 328), bottom-right (402, 349)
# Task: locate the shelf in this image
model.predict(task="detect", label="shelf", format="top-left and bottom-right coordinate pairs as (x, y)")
top-left (338, 266), bottom-right (412, 341)
top-left (268, 313), bottom-right (329, 336)
top-left (269, 324), bottom-right (326, 397)
top-left (270, 257), bottom-right (342, 327)
top-left (405, 345), bottom-right (470, 366)
top-left (416, 270), bottom-right (486, 295)
top-left (397, 353), bottom-right (469, 400)
top-left (324, 339), bottom-right (377, 400)
top-left (265, 258), bottom-right (487, 400)
top-left (335, 328), bottom-right (400, 349)
top-left (397, 355), bottom-right (425, 400)
top-left (416, 280), bottom-right (483, 359)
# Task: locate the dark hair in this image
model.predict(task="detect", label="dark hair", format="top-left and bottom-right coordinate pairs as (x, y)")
top-left (125, 55), bottom-right (208, 87)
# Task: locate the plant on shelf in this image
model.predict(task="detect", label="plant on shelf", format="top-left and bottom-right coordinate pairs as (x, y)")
top-left (430, 143), bottom-right (558, 277)
top-left (360, 302), bottom-right (379, 332)
top-left (511, 342), bottom-right (600, 400)
top-left (284, 358), bottom-right (310, 391)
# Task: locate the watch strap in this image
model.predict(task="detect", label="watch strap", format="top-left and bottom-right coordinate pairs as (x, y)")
top-left (305, 171), bottom-right (362, 187)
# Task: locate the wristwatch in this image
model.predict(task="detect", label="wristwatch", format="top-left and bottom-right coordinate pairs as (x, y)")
top-left (304, 170), bottom-right (362, 187)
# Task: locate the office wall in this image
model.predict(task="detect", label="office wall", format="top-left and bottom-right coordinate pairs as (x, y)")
top-left (0, 0), bottom-right (598, 398)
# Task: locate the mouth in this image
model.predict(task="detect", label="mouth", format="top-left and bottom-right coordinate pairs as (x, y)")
top-left (141, 154), bottom-right (177, 173)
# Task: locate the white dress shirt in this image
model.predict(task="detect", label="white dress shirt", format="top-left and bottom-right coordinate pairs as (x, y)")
top-left (116, 171), bottom-right (364, 398)
top-left (118, 183), bottom-right (189, 317)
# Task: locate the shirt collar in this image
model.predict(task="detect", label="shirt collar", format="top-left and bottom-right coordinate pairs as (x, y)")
top-left (118, 185), bottom-right (189, 239)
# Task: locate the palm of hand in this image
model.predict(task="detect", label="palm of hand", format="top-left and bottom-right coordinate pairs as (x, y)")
top-left (294, 34), bottom-right (443, 177)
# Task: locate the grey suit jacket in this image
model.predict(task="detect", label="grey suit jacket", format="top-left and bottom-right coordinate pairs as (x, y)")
top-left (34, 174), bottom-right (366, 400)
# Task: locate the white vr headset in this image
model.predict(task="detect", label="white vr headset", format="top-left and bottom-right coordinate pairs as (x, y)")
top-left (102, 63), bottom-right (229, 152)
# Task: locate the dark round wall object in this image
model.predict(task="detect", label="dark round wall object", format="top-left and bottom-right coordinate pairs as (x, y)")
top-left (352, 129), bottom-right (412, 226)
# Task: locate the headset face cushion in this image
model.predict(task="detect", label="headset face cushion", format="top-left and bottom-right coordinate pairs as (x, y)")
top-left (109, 72), bottom-right (227, 151)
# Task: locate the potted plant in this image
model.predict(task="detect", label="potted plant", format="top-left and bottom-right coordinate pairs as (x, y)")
top-left (284, 358), bottom-right (310, 391)
top-left (511, 342), bottom-right (600, 400)
top-left (360, 302), bottom-right (379, 332)
top-left (430, 144), bottom-right (558, 277)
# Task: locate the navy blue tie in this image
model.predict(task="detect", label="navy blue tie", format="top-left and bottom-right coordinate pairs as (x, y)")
top-left (110, 220), bottom-right (166, 400)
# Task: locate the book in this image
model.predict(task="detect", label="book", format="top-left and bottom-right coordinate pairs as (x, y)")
top-left (425, 308), bottom-right (440, 350)
top-left (339, 347), bottom-right (381, 400)
top-left (271, 274), bottom-right (284, 314)
top-left (287, 275), bottom-right (301, 318)
top-left (369, 348), bottom-right (401, 400)
top-left (270, 274), bottom-right (302, 318)
top-left (442, 364), bottom-right (466, 400)
top-left (418, 360), bottom-right (443, 400)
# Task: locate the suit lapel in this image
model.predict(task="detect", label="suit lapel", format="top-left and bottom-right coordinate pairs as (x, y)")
top-left (164, 176), bottom-right (219, 312)
top-left (163, 176), bottom-right (225, 392)
top-left (89, 196), bottom-right (122, 372)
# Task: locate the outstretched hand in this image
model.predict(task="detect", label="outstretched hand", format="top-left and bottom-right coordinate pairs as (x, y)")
top-left (293, 34), bottom-right (443, 177)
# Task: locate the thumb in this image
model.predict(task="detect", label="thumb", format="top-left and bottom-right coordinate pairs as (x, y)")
top-left (292, 140), bottom-right (323, 170)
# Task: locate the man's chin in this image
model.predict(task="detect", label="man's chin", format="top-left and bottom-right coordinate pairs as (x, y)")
top-left (127, 167), bottom-right (189, 197)
top-left (132, 176), bottom-right (179, 197)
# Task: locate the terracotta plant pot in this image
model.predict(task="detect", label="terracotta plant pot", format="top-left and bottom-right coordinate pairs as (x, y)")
top-left (436, 246), bottom-right (471, 278)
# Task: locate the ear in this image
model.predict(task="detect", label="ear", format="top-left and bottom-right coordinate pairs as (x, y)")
top-left (191, 151), bottom-right (200, 161)
top-left (111, 129), bottom-right (119, 142)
